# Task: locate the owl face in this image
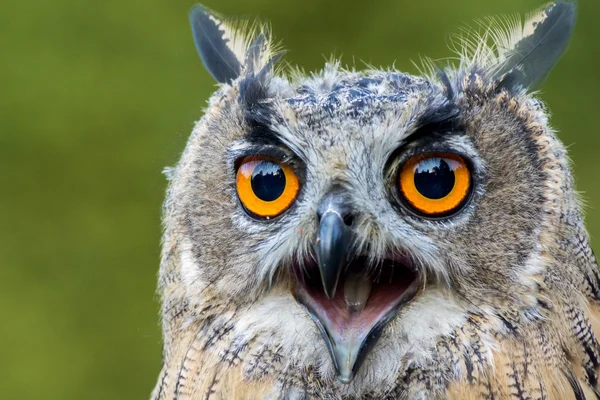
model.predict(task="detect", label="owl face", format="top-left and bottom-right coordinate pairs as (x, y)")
top-left (169, 2), bottom-right (577, 390)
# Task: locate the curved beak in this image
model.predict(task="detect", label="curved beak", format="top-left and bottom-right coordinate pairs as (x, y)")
top-left (314, 210), bottom-right (353, 299)
top-left (295, 188), bottom-right (418, 384)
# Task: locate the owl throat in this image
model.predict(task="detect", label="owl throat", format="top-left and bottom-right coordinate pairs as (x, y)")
top-left (292, 254), bottom-right (419, 383)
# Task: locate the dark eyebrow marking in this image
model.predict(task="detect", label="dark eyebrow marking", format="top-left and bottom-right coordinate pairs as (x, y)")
top-left (394, 101), bottom-right (462, 151)
top-left (231, 144), bottom-right (292, 168)
top-left (243, 109), bottom-right (283, 146)
top-left (417, 102), bottom-right (461, 133)
top-left (237, 65), bottom-right (284, 147)
top-left (417, 103), bottom-right (460, 129)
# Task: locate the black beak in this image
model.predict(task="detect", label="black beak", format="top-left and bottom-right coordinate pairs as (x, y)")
top-left (314, 190), bottom-right (354, 299)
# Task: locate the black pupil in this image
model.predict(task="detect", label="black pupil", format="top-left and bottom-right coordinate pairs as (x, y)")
top-left (251, 161), bottom-right (286, 201)
top-left (414, 158), bottom-right (455, 199)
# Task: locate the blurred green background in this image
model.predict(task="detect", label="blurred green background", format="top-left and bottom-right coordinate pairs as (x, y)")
top-left (1, 0), bottom-right (598, 398)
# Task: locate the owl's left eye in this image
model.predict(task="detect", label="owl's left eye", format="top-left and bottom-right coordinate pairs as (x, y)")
top-left (236, 156), bottom-right (300, 218)
top-left (398, 152), bottom-right (471, 217)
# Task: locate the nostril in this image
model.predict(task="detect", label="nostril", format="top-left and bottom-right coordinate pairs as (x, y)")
top-left (342, 213), bottom-right (354, 226)
top-left (316, 210), bottom-right (354, 226)
top-left (316, 211), bottom-right (323, 223)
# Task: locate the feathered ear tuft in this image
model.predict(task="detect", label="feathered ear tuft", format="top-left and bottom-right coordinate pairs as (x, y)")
top-left (189, 5), bottom-right (241, 84)
top-left (494, 1), bottom-right (577, 89)
top-left (453, 1), bottom-right (576, 90)
top-left (189, 4), bottom-right (281, 84)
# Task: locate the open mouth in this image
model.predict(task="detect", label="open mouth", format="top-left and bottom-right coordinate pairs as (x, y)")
top-left (292, 255), bottom-right (419, 383)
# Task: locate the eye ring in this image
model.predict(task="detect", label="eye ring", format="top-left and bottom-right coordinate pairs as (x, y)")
top-left (398, 152), bottom-right (471, 217)
top-left (236, 156), bottom-right (300, 218)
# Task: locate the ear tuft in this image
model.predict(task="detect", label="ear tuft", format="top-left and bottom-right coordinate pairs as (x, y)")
top-left (189, 4), bottom-right (242, 84)
top-left (495, 1), bottom-right (577, 89)
top-left (189, 4), bottom-right (283, 84)
top-left (452, 1), bottom-right (577, 90)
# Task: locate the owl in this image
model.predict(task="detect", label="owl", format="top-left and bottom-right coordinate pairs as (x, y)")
top-left (151, 1), bottom-right (600, 399)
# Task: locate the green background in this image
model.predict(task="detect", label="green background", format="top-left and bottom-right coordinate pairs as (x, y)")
top-left (2, 0), bottom-right (598, 398)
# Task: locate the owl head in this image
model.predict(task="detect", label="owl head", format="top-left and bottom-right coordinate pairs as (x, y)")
top-left (157, 2), bottom-right (589, 396)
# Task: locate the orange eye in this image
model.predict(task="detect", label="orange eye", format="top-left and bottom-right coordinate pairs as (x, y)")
top-left (236, 156), bottom-right (300, 218)
top-left (399, 152), bottom-right (471, 216)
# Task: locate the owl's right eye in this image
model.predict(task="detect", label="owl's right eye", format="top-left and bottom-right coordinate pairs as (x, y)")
top-left (236, 156), bottom-right (300, 218)
top-left (398, 152), bottom-right (471, 217)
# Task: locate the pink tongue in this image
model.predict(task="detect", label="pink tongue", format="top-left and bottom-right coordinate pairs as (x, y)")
top-left (343, 271), bottom-right (372, 313)
top-left (297, 272), bottom-right (415, 382)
